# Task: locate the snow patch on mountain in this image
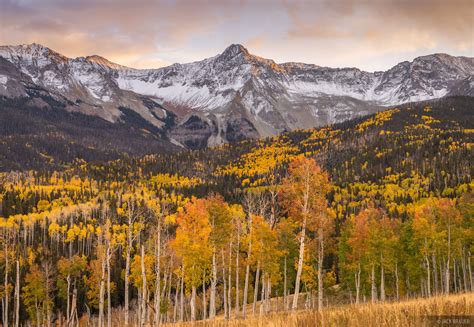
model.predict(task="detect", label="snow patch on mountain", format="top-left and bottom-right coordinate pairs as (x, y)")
top-left (0, 74), bottom-right (8, 85)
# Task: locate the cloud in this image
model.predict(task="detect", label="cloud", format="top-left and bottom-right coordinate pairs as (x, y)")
top-left (0, 0), bottom-right (472, 71)
top-left (284, 1), bottom-right (353, 39)
top-left (0, 0), bottom-right (230, 66)
top-left (284, 0), bottom-right (473, 54)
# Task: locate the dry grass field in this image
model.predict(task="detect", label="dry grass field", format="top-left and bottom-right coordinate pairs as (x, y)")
top-left (158, 293), bottom-right (473, 327)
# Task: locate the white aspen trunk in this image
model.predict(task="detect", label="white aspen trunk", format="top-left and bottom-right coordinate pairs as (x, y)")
top-left (432, 254), bottom-right (438, 294)
top-left (461, 249), bottom-right (468, 292)
top-left (46, 264), bottom-right (52, 327)
top-left (406, 275), bottom-right (411, 299)
top-left (446, 222), bottom-right (451, 294)
top-left (317, 227), bottom-right (324, 311)
top-left (173, 278), bottom-right (179, 323)
top-left (371, 264), bottom-right (377, 303)
top-left (154, 222), bottom-right (162, 326)
top-left (14, 260), bottom-right (19, 327)
top-left (4, 241), bottom-right (8, 327)
top-left (439, 260), bottom-right (444, 294)
top-left (35, 299), bottom-right (40, 327)
top-left (164, 269), bottom-right (171, 324)
top-left (124, 245), bottom-right (131, 326)
top-left (292, 216), bottom-right (306, 311)
top-left (292, 166), bottom-right (311, 312)
top-left (457, 259), bottom-right (461, 292)
top-left (421, 278), bottom-right (426, 298)
top-left (453, 260), bottom-right (458, 292)
top-left (124, 201), bottom-right (134, 326)
top-left (66, 275), bottom-right (71, 325)
top-left (190, 286), bottom-right (196, 321)
top-left (235, 227), bottom-right (240, 316)
top-left (99, 253), bottom-right (106, 327)
top-left (305, 289), bottom-right (310, 309)
top-left (259, 274), bottom-right (265, 316)
top-left (138, 290), bottom-right (142, 326)
top-left (106, 245), bottom-right (112, 327)
top-left (468, 251), bottom-right (473, 292)
top-left (266, 276), bottom-right (271, 313)
top-left (395, 262), bottom-right (400, 301)
top-left (380, 256), bottom-right (385, 302)
top-left (179, 267), bottom-right (184, 322)
top-left (140, 245), bottom-right (147, 327)
top-left (242, 263), bottom-right (250, 317)
top-left (355, 262), bottom-right (361, 304)
top-left (252, 261), bottom-right (260, 315)
top-left (69, 286), bottom-right (77, 326)
top-left (74, 306), bottom-right (79, 327)
top-left (221, 250), bottom-right (228, 319)
top-left (425, 254), bottom-right (431, 297)
top-left (459, 258), bottom-right (463, 292)
top-left (242, 214), bottom-right (252, 318)
top-left (227, 242), bottom-right (232, 319)
top-left (202, 276), bottom-right (206, 320)
top-left (210, 250), bottom-right (217, 319)
top-left (283, 255), bottom-right (288, 311)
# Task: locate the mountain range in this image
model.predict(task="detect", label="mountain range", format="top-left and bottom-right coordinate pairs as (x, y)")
top-left (0, 43), bottom-right (473, 152)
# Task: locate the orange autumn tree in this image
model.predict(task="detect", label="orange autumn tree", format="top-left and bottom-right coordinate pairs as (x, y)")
top-left (173, 197), bottom-right (212, 321)
top-left (279, 156), bottom-right (332, 311)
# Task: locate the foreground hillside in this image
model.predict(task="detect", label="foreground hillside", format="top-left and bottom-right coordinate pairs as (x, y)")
top-left (0, 96), bottom-right (472, 326)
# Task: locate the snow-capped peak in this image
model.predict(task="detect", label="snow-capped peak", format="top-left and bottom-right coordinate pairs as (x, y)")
top-left (0, 42), bottom-right (473, 147)
top-left (221, 44), bottom-right (250, 57)
top-left (0, 43), bottom-right (68, 67)
top-left (83, 55), bottom-right (129, 70)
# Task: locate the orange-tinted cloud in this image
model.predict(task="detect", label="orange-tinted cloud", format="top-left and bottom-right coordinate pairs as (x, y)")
top-left (0, 0), bottom-right (472, 71)
top-left (0, 0), bottom-right (234, 67)
top-left (284, 0), bottom-right (473, 54)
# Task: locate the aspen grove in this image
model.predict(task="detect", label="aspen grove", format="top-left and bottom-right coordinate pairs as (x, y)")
top-left (0, 98), bottom-right (473, 325)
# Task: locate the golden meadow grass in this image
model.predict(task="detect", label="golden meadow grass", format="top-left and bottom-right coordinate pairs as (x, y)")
top-left (158, 292), bottom-right (473, 327)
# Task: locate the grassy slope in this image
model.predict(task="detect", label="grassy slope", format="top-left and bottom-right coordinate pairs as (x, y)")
top-left (158, 293), bottom-right (473, 326)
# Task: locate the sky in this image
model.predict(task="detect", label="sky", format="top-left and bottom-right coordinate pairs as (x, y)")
top-left (0, 0), bottom-right (473, 72)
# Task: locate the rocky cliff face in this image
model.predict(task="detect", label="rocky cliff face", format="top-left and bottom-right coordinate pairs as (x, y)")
top-left (1, 43), bottom-right (473, 147)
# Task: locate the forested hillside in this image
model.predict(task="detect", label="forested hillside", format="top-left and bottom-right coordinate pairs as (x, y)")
top-left (0, 96), bottom-right (472, 325)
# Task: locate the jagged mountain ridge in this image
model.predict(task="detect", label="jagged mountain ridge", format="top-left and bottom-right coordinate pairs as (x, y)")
top-left (0, 43), bottom-right (473, 147)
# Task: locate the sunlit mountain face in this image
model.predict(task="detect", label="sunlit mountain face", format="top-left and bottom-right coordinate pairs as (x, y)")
top-left (1, 43), bottom-right (472, 150)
